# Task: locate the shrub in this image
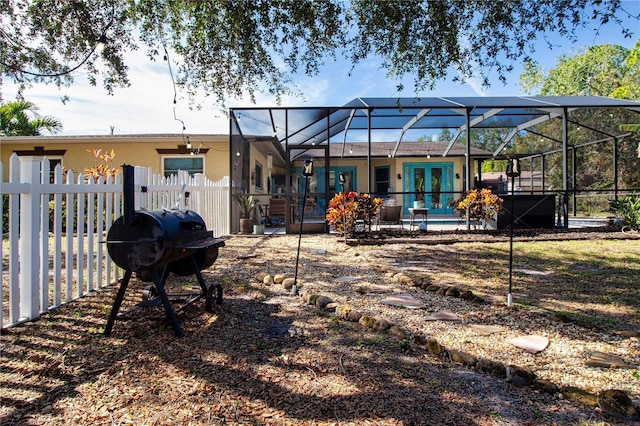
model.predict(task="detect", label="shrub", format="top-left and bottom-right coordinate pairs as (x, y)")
top-left (609, 193), bottom-right (640, 231)
top-left (84, 148), bottom-right (120, 182)
top-left (326, 191), bottom-right (383, 236)
top-left (450, 188), bottom-right (503, 230)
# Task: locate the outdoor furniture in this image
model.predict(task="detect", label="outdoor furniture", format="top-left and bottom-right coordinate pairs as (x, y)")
top-left (268, 198), bottom-right (287, 226)
top-left (409, 208), bottom-right (428, 230)
top-left (290, 197), bottom-right (316, 222)
top-left (303, 197), bottom-right (316, 214)
top-left (377, 205), bottom-right (403, 230)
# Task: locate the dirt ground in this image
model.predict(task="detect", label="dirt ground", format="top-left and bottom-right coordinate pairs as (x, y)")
top-left (1, 227), bottom-right (639, 425)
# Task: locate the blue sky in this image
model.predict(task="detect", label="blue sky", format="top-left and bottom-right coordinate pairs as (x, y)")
top-left (3, 3), bottom-right (639, 136)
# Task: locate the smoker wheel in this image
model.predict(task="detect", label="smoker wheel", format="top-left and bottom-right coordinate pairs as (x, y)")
top-left (142, 285), bottom-right (158, 302)
top-left (205, 283), bottom-right (223, 312)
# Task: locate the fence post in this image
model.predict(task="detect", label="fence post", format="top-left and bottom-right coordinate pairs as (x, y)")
top-left (194, 173), bottom-right (204, 217)
top-left (19, 156), bottom-right (42, 320)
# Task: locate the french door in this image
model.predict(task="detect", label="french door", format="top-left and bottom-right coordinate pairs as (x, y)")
top-left (403, 162), bottom-right (454, 214)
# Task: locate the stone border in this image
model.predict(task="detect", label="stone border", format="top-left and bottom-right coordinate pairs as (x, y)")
top-left (305, 291), bottom-right (639, 420)
top-left (252, 269), bottom-right (639, 421)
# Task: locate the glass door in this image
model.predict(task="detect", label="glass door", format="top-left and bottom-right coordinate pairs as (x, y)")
top-left (403, 162), bottom-right (454, 214)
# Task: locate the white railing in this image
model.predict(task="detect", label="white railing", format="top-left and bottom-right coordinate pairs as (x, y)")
top-left (1, 154), bottom-right (230, 331)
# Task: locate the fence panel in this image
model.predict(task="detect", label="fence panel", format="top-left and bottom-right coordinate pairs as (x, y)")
top-left (1, 155), bottom-right (229, 331)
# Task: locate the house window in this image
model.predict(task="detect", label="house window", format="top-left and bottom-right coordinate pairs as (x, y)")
top-left (255, 161), bottom-right (263, 190)
top-left (163, 156), bottom-right (204, 177)
top-left (374, 166), bottom-right (390, 197)
top-left (48, 158), bottom-right (63, 183)
top-left (330, 167), bottom-right (356, 194)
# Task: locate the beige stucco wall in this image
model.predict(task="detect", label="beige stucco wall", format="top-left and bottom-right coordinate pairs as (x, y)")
top-left (323, 156), bottom-right (468, 197)
top-left (0, 134), bottom-right (229, 182)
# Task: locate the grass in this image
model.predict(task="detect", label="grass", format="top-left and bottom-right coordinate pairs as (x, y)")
top-left (408, 237), bottom-right (640, 331)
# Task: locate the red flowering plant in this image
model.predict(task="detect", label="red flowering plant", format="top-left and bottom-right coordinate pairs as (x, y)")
top-left (326, 191), bottom-right (383, 236)
top-left (451, 188), bottom-right (503, 230)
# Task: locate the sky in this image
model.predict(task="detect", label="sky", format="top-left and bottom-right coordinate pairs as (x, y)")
top-left (2, 3), bottom-right (639, 137)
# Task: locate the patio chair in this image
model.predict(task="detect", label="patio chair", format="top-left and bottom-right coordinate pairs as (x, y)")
top-left (303, 197), bottom-right (316, 214)
top-left (268, 198), bottom-right (287, 226)
top-left (377, 205), bottom-right (403, 230)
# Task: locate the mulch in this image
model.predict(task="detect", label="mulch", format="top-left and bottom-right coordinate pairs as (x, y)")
top-left (1, 226), bottom-right (639, 425)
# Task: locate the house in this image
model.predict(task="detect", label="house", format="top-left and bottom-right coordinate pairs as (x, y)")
top-left (0, 134), bottom-right (229, 182)
top-left (1, 132), bottom-right (493, 234)
top-left (479, 171), bottom-right (545, 193)
top-left (234, 136), bottom-right (493, 233)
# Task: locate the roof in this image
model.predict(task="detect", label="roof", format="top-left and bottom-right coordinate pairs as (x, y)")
top-left (230, 96), bottom-right (640, 158)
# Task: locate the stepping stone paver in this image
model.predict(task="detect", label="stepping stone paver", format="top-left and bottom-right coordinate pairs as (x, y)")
top-left (336, 276), bottom-right (363, 282)
top-left (424, 310), bottom-right (460, 321)
top-left (585, 351), bottom-right (630, 368)
top-left (468, 324), bottom-right (504, 335)
top-left (509, 335), bottom-right (549, 354)
top-left (380, 293), bottom-right (425, 309)
top-left (307, 262), bottom-right (333, 268)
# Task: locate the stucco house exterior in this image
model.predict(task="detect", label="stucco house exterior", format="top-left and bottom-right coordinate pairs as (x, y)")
top-left (0, 134), bottom-right (230, 182)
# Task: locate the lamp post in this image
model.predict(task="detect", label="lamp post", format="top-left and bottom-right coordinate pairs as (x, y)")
top-left (293, 159), bottom-right (313, 296)
top-left (506, 156), bottom-right (521, 307)
top-left (339, 173), bottom-right (347, 242)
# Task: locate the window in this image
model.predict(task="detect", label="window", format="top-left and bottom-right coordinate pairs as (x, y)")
top-left (163, 156), bottom-right (204, 177)
top-left (374, 166), bottom-right (390, 197)
top-left (330, 167), bottom-right (356, 194)
top-left (48, 158), bottom-right (63, 183)
top-left (254, 161), bottom-right (263, 190)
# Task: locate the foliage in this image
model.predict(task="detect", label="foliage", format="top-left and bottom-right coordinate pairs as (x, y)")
top-left (415, 177), bottom-right (425, 201)
top-left (1, 1), bottom-right (636, 107)
top-left (325, 191), bottom-right (383, 236)
top-left (1, 195), bottom-right (7, 234)
top-left (355, 192), bottom-right (384, 228)
top-left (609, 193), bottom-right (640, 231)
top-left (233, 193), bottom-right (258, 219)
top-left (450, 189), bottom-right (503, 230)
top-left (83, 148), bottom-right (120, 183)
top-left (520, 44), bottom-right (637, 98)
top-left (515, 42), bottom-right (640, 190)
top-left (0, 99), bottom-right (63, 136)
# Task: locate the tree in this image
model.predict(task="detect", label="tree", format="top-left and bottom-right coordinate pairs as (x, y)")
top-left (0, 99), bottom-right (63, 136)
top-left (1, 1), bottom-right (637, 107)
top-left (520, 42), bottom-right (640, 98)
top-left (516, 42), bottom-right (640, 191)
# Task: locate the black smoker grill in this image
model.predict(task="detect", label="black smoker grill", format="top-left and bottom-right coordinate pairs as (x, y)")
top-left (104, 165), bottom-right (225, 337)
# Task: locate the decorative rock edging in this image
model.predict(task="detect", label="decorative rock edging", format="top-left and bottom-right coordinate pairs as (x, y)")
top-left (334, 298), bottom-right (638, 419)
top-left (252, 271), bottom-right (639, 420)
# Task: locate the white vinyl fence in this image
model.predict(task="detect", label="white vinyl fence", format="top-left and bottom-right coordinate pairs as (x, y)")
top-left (1, 154), bottom-right (229, 331)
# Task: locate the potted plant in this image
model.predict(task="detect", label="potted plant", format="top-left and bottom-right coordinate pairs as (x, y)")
top-left (414, 177), bottom-right (425, 209)
top-left (233, 193), bottom-right (258, 234)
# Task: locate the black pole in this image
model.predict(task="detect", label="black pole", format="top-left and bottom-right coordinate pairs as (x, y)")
top-left (339, 174), bottom-right (347, 242)
top-left (292, 175), bottom-right (310, 295)
top-left (505, 156), bottom-right (520, 307)
top-left (508, 175), bottom-right (515, 307)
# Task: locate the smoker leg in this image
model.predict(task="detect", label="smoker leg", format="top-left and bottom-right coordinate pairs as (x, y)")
top-left (152, 266), bottom-right (184, 338)
top-left (190, 254), bottom-right (223, 312)
top-left (104, 270), bottom-right (133, 336)
top-left (191, 255), bottom-right (209, 295)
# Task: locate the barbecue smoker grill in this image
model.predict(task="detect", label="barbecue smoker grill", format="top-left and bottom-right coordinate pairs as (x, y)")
top-left (104, 165), bottom-right (225, 337)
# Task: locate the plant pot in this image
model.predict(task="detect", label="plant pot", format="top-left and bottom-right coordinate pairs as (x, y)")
top-left (253, 224), bottom-right (265, 235)
top-left (413, 200), bottom-right (425, 209)
top-left (239, 218), bottom-right (253, 234)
